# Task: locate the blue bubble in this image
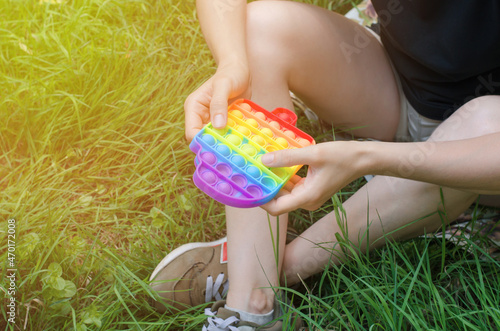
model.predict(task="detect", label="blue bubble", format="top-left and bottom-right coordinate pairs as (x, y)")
top-left (216, 144), bottom-right (231, 157)
top-left (202, 134), bottom-right (216, 146)
top-left (247, 166), bottom-right (262, 178)
top-left (232, 155), bottom-right (246, 167)
top-left (261, 177), bottom-right (276, 189)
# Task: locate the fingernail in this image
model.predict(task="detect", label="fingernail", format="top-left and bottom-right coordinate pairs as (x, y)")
top-left (213, 114), bottom-right (225, 128)
top-left (261, 153), bottom-right (274, 165)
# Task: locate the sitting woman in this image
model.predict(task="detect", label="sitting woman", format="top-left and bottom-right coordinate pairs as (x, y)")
top-left (150, 1), bottom-right (500, 330)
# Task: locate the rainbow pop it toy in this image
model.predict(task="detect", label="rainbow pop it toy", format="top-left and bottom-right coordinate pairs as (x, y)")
top-left (190, 99), bottom-right (315, 208)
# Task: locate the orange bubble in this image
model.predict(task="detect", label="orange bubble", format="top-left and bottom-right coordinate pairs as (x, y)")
top-left (298, 138), bottom-right (310, 147)
top-left (284, 130), bottom-right (295, 139)
top-left (239, 103), bottom-right (252, 112)
top-left (255, 112), bottom-right (266, 120)
top-left (269, 121), bottom-right (280, 129)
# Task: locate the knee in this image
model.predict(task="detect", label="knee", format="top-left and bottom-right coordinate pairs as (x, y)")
top-left (247, 1), bottom-right (291, 38)
top-left (457, 95), bottom-right (500, 120)
top-left (455, 95), bottom-right (500, 132)
top-left (246, 1), bottom-right (296, 60)
top-left (431, 95), bottom-right (500, 141)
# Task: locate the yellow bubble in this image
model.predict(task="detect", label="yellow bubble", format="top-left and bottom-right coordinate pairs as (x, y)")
top-left (275, 137), bottom-right (289, 148)
top-left (227, 134), bottom-right (242, 146)
top-left (213, 128), bottom-right (227, 136)
top-left (227, 118), bottom-right (235, 127)
top-left (237, 126), bottom-right (251, 136)
top-left (261, 128), bottom-right (274, 137)
top-left (246, 119), bottom-right (259, 128)
top-left (231, 110), bottom-right (244, 118)
top-left (251, 135), bottom-right (266, 146)
top-left (266, 145), bottom-right (278, 152)
top-left (242, 144), bottom-right (257, 157)
top-left (272, 168), bottom-right (286, 178)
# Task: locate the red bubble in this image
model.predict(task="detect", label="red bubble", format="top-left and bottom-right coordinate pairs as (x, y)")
top-left (278, 113), bottom-right (290, 122)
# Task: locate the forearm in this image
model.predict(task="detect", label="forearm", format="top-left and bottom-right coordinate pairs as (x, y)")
top-left (358, 133), bottom-right (500, 194)
top-left (196, 0), bottom-right (248, 66)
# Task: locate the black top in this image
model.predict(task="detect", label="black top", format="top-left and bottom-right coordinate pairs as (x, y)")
top-left (371, 0), bottom-right (500, 120)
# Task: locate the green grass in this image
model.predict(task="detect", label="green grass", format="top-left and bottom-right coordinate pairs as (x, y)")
top-left (284, 214), bottom-right (500, 330)
top-left (0, 0), bottom-right (499, 330)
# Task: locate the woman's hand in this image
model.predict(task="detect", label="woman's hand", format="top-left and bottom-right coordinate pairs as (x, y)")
top-left (261, 131), bottom-right (500, 216)
top-left (261, 141), bottom-right (368, 215)
top-left (184, 60), bottom-right (251, 142)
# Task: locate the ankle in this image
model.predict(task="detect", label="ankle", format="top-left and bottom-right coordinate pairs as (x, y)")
top-left (226, 288), bottom-right (275, 315)
top-left (248, 288), bottom-right (274, 314)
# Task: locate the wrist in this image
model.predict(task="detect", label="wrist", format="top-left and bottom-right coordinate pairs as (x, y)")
top-left (347, 140), bottom-right (384, 178)
top-left (217, 53), bottom-right (249, 71)
top-left (320, 141), bottom-right (376, 181)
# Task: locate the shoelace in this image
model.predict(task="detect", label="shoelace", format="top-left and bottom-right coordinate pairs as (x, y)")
top-left (202, 308), bottom-right (239, 331)
top-left (205, 273), bottom-right (229, 303)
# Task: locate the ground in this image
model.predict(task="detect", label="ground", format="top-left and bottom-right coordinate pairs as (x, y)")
top-left (0, 0), bottom-right (499, 330)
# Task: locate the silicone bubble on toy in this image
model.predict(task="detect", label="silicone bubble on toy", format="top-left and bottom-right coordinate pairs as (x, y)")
top-left (189, 99), bottom-right (315, 208)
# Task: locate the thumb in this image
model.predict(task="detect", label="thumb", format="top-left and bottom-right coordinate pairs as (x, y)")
top-left (210, 77), bottom-right (230, 129)
top-left (261, 146), bottom-right (314, 168)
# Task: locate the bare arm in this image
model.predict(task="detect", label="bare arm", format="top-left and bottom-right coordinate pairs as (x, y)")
top-left (197, 0), bottom-right (248, 67)
top-left (184, 0), bottom-right (250, 141)
top-left (369, 133), bottom-right (500, 194)
top-left (261, 133), bottom-right (500, 215)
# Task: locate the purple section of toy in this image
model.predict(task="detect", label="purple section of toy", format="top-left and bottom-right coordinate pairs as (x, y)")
top-left (192, 132), bottom-right (278, 194)
top-left (191, 131), bottom-right (283, 207)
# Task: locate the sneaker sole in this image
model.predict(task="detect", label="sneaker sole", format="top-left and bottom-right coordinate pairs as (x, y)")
top-left (150, 237), bottom-right (227, 281)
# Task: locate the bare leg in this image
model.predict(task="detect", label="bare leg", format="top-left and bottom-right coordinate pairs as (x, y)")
top-left (226, 207), bottom-right (288, 313)
top-left (225, 1), bottom-right (400, 314)
top-left (283, 96), bottom-right (500, 284)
